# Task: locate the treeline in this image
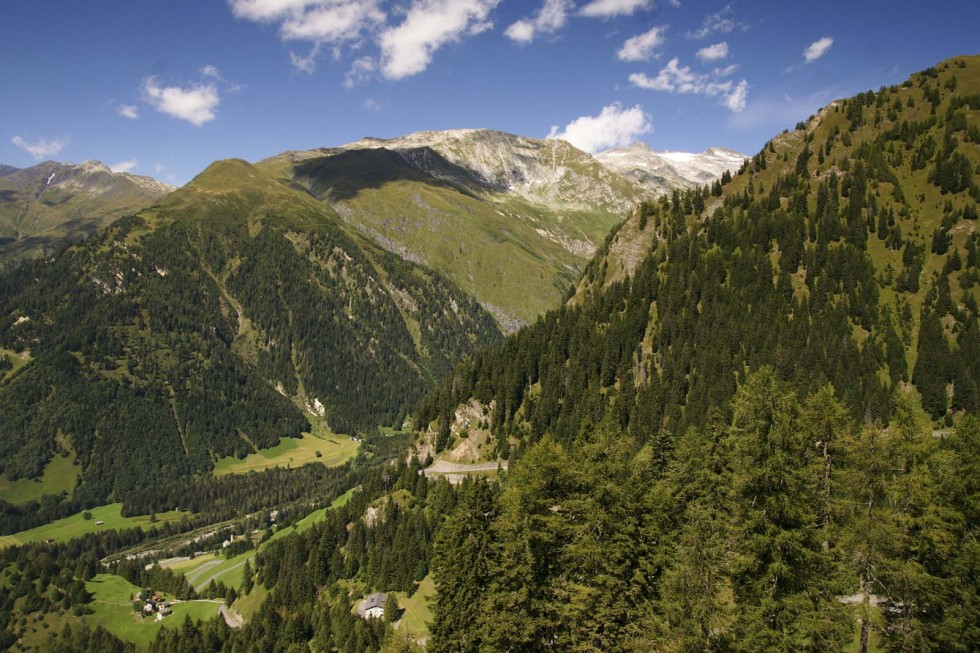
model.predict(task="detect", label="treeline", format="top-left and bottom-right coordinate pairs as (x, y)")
top-left (119, 460), bottom-right (352, 519)
top-left (429, 373), bottom-right (979, 652)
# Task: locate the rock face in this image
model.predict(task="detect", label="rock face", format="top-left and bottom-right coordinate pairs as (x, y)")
top-left (0, 160), bottom-right (174, 264)
top-left (265, 129), bottom-right (645, 215)
top-left (341, 129), bottom-right (642, 214)
top-left (594, 142), bottom-right (746, 195)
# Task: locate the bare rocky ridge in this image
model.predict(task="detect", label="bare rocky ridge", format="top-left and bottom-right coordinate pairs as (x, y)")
top-left (594, 142), bottom-right (747, 196)
top-left (265, 129), bottom-right (745, 214)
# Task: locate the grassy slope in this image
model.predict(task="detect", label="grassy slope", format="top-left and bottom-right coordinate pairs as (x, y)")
top-left (392, 574), bottom-right (436, 640)
top-left (84, 574), bottom-right (220, 648)
top-left (255, 149), bottom-right (628, 326)
top-left (213, 422), bottom-right (358, 476)
top-left (0, 451), bottom-right (78, 505)
top-left (0, 504), bottom-right (183, 549)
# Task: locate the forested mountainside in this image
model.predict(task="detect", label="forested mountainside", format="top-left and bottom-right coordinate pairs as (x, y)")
top-left (405, 56), bottom-right (980, 651)
top-left (419, 54), bottom-right (980, 455)
top-left (0, 161), bottom-right (173, 266)
top-left (0, 157), bottom-right (500, 513)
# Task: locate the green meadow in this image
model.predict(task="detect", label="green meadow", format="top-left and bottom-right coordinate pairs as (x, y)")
top-left (0, 503), bottom-right (184, 549)
top-left (84, 574), bottom-right (220, 647)
top-left (0, 451), bottom-right (78, 505)
top-left (213, 424), bottom-right (359, 476)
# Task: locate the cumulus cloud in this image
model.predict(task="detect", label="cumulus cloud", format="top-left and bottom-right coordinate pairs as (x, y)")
top-left (724, 79), bottom-right (748, 112)
top-left (363, 98), bottom-right (382, 112)
top-left (504, 20), bottom-right (535, 43)
top-left (143, 77), bottom-right (220, 126)
top-left (117, 104), bottom-right (139, 119)
top-left (109, 159), bottom-right (139, 174)
top-left (278, 1), bottom-right (385, 42)
top-left (578, 0), bottom-right (651, 18)
top-left (379, 0), bottom-right (499, 80)
top-left (696, 41), bottom-right (728, 62)
top-left (547, 102), bottom-right (652, 153)
top-left (629, 58), bottom-right (748, 112)
top-left (804, 36), bottom-right (833, 63)
top-left (617, 25), bottom-right (667, 62)
top-left (12, 135), bottom-right (70, 160)
top-left (229, 0), bottom-right (385, 72)
top-left (504, 0), bottom-right (572, 44)
top-left (687, 3), bottom-right (743, 39)
top-left (345, 56), bottom-right (376, 87)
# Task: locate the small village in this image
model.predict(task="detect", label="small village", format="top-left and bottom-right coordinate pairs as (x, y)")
top-left (133, 588), bottom-right (173, 622)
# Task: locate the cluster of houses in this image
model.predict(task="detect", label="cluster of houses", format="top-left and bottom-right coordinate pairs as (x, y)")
top-left (136, 588), bottom-right (173, 621)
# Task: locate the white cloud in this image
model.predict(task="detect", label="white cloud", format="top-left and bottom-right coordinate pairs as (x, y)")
top-left (504, 20), bottom-right (535, 43)
top-left (696, 41), bottom-right (728, 62)
top-left (200, 64), bottom-right (223, 79)
top-left (154, 162), bottom-right (165, 173)
top-left (724, 79), bottom-right (748, 112)
top-left (547, 102), bottom-right (652, 153)
top-left (109, 158), bottom-right (139, 174)
top-left (804, 36), bottom-right (833, 63)
top-left (278, 2), bottom-right (384, 42)
top-left (712, 63), bottom-right (739, 77)
top-left (229, 0), bottom-right (385, 72)
top-left (629, 58), bottom-right (748, 112)
top-left (142, 77), bottom-right (220, 126)
top-left (504, 0), bottom-right (572, 44)
top-left (12, 135), bottom-right (69, 160)
top-left (578, 0), bottom-right (651, 18)
top-left (617, 25), bottom-right (666, 62)
top-left (687, 3), bottom-right (743, 39)
top-left (228, 0), bottom-right (314, 22)
top-left (345, 56), bottom-right (376, 87)
top-left (363, 98), bottom-right (382, 112)
top-left (290, 44), bottom-right (321, 73)
top-left (117, 104), bottom-right (139, 119)
top-left (379, 0), bottom-right (499, 80)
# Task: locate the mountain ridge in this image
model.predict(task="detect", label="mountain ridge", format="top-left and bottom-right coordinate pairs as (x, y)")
top-left (0, 159), bottom-right (174, 265)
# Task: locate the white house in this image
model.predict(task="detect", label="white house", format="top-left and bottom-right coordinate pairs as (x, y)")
top-left (357, 592), bottom-right (387, 619)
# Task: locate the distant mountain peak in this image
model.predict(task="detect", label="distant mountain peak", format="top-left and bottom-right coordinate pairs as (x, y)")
top-left (595, 142), bottom-right (746, 194)
top-left (0, 159), bottom-right (175, 264)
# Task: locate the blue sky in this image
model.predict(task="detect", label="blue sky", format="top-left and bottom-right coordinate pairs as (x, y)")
top-left (1, 0), bottom-right (977, 185)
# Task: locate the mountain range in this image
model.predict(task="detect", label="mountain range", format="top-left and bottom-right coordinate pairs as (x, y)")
top-left (1, 133), bottom-right (744, 327)
top-left (0, 160), bottom-right (173, 265)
